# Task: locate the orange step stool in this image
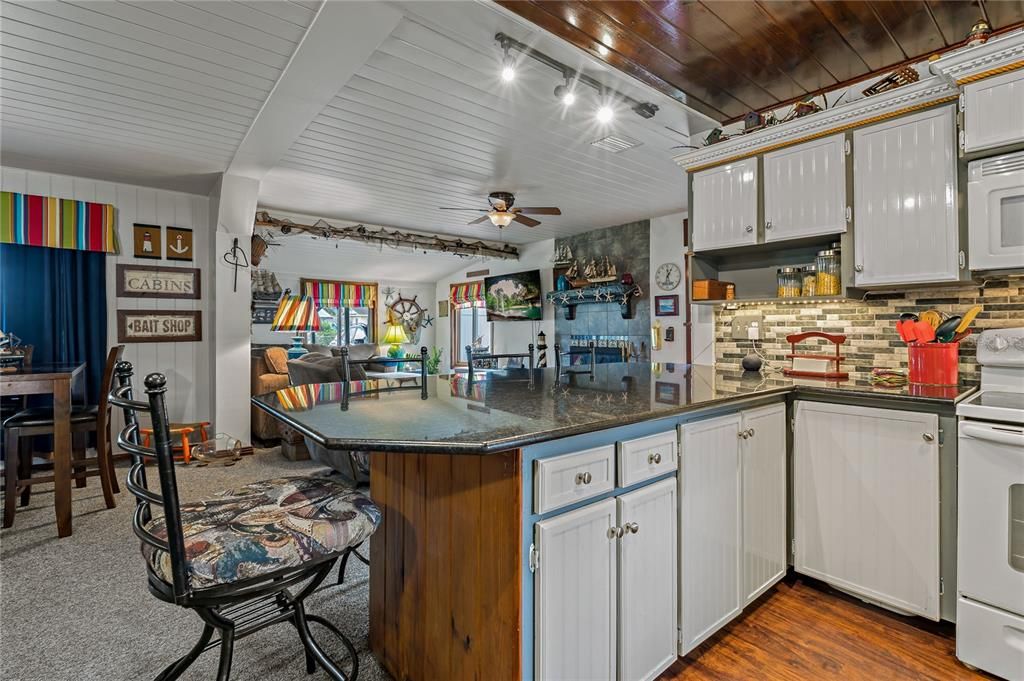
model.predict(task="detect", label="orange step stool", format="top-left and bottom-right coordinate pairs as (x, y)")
top-left (140, 421), bottom-right (210, 464)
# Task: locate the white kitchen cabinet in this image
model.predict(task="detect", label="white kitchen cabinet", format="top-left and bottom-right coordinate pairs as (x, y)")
top-left (691, 157), bottom-right (758, 251)
top-left (962, 69), bottom-right (1024, 153)
top-left (793, 401), bottom-right (941, 620)
top-left (679, 413), bottom-right (742, 654)
top-left (852, 106), bottom-right (960, 287)
top-left (741, 404), bottom-right (787, 605)
top-left (535, 498), bottom-right (618, 681)
top-left (618, 478), bottom-right (678, 681)
top-left (763, 134), bottom-right (847, 242)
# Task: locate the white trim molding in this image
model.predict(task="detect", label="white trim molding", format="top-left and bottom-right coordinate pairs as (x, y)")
top-left (929, 29), bottom-right (1024, 84)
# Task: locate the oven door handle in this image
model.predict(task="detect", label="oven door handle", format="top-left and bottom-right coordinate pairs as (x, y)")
top-left (961, 423), bottom-right (1024, 447)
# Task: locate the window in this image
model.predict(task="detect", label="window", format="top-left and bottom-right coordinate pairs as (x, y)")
top-left (452, 302), bottom-right (491, 367)
top-left (313, 305), bottom-right (373, 347)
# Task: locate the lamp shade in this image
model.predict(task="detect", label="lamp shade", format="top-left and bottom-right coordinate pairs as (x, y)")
top-left (381, 322), bottom-right (410, 345)
top-left (270, 294), bottom-right (321, 333)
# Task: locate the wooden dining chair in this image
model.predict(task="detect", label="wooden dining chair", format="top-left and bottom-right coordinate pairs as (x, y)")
top-left (2, 345), bottom-right (124, 530)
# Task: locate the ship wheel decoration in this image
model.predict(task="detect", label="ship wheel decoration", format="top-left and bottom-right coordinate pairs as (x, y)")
top-left (388, 294), bottom-right (427, 343)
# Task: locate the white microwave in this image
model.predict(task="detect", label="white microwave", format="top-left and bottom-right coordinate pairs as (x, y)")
top-left (968, 150), bottom-right (1024, 271)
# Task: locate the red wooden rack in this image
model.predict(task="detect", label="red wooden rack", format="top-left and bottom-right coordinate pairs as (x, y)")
top-left (782, 331), bottom-right (849, 380)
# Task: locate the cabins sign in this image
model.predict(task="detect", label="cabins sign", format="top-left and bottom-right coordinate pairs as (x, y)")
top-left (117, 310), bottom-right (202, 343)
top-left (117, 264), bottom-right (200, 300)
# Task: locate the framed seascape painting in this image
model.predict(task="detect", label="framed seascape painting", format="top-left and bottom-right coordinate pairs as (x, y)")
top-left (655, 294), bottom-right (679, 316)
top-left (484, 269), bottom-right (543, 322)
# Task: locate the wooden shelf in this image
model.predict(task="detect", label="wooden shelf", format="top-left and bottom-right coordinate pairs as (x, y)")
top-left (545, 283), bottom-right (641, 321)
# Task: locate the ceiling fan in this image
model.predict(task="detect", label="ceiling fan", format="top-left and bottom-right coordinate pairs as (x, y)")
top-left (439, 191), bottom-right (561, 228)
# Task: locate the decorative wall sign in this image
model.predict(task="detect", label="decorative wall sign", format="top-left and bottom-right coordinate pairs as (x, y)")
top-left (133, 223), bottom-right (161, 259)
top-left (118, 310), bottom-right (201, 343)
top-left (165, 226), bottom-right (193, 261)
top-left (116, 264), bottom-right (200, 299)
top-left (654, 294), bottom-right (679, 316)
top-left (438, 300), bottom-right (449, 318)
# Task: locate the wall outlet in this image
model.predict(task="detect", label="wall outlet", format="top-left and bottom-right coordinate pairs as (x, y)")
top-left (731, 312), bottom-right (763, 340)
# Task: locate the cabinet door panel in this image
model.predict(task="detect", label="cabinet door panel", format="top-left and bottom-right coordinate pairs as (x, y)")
top-left (964, 69), bottom-right (1024, 152)
top-left (679, 413), bottom-right (742, 654)
top-left (535, 499), bottom-right (617, 681)
top-left (692, 158), bottom-right (758, 251)
top-left (852, 106), bottom-right (959, 286)
top-left (764, 134), bottom-right (847, 242)
top-left (619, 479), bottom-right (678, 681)
top-left (741, 404), bottom-right (787, 605)
top-left (794, 401), bottom-right (940, 619)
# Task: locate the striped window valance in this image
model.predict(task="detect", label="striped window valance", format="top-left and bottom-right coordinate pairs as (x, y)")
top-left (450, 281), bottom-right (484, 306)
top-left (301, 279), bottom-right (377, 308)
top-left (0, 191), bottom-right (119, 254)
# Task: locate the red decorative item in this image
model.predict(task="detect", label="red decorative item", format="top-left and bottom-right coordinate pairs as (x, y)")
top-left (908, 342), bottom-right (960, 386)
top-left (783, 331), bottom-right (848, 380)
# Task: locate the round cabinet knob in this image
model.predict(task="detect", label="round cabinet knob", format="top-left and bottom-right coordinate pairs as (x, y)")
top-left (576, 471), bottom-right (593, 485)
top-left (748, 428), bottom-right (755, 437)
top-left (626, 522), bottom-right (639, 534)
top-left (608, 526), bottom-right (624, 539)
top-left (738, 431), bottom-right (747, 439)
top-left (855, 265), bottom-right (864, 272)
top-left (745, 225), bottom-right (754, 233)
top-left (922, 432), bottom-right (935, 443)
top-left (648, 452), bottom-right (662, 465)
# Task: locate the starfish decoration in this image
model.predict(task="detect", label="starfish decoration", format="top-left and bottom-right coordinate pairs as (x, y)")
top-left (576, 288), bottom-right (586, 300)
top-left (576, 394), bottom-right (586, 403)
top-left (558, 292), bottom-right (572, 305)
top-left (421, 314), bottom-right (434, 327)
top-left (621, 393), bottom-right (629, 402)
top-left (381, 286), bottom-right (398, 303)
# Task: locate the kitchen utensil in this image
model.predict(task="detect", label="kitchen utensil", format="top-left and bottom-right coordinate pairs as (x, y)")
top-left (896, 319), bottom-right (916, 343)
top-left (899, 312), bottom-right (919, 322)
top-left (914, 321), bottom-right (936, 343)
top-left (950, 329), bottom-right (973, 344)
top-left (956, 305), bottom-right (982, 333)
top-left (935, 315), bottom-right (963, 342)
top-left (920, 309), bottom-right (943, 329)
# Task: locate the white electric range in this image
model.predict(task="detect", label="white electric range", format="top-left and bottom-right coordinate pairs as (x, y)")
top-left (956, 327), bottom-right (1024, 681)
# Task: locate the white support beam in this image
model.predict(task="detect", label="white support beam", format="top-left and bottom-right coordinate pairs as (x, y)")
top-left (226, 1), bottom-right (404, 181)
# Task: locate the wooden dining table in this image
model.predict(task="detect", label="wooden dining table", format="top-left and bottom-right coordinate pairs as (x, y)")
top-left (1, 362), bottom-right (85, 538)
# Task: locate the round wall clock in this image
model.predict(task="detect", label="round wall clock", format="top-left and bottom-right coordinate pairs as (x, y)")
top-left (655, 262), bottom-right (682, 291)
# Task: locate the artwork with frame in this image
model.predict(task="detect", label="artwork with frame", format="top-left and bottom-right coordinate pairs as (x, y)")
top-left (116, 264), bottom-right (200, 299)
top-left (655, 381), bottom-right (680, 405)
top-left (437, 300), bottom-right (449, 318)
top-left (133, 223), bottom-right (161, 259)
top-left (654, 294), bottom-right (679, 316)
top-left (165, 226), bottom-right (194, 261)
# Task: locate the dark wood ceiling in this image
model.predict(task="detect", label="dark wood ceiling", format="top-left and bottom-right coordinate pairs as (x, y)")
top-left (497, 0), bottom-right (1024, 123)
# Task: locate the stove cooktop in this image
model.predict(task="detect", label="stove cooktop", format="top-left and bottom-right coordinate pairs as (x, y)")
top-left (957, 389), bottom-right (1024, 424)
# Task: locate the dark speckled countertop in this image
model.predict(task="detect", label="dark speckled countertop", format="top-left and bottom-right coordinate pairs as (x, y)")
top-left (251, 365), bottom-right (976, 454)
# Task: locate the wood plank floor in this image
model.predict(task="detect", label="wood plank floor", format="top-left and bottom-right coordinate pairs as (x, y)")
top-left (659, 576), bottom-right (997, 681)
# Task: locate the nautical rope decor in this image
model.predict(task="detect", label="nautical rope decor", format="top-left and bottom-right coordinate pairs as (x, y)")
top-left (0, 191), bottom-right (119, 253)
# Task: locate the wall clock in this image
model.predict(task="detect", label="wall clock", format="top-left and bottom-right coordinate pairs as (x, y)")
top-left (655, 263), bottom-right (682, 291)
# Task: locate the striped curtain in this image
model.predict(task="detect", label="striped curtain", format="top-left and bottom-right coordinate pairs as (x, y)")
top-left (270, 294), bottom-right (321, 333)
top-left (302, 280), bottom-right (376, 308)
top-left (450, 281), bottom-right (484, 306)
top-left (0, 191), bottom-right (119, 253)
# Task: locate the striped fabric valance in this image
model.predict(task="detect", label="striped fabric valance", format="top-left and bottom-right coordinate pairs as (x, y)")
top-left (270, 295), bottom-right (321, 333)
top-left (450, 281), bottom-right (484, 306)
top-left (0, 191), bottom-right (119, 253)
top-left (302, 280), bottom-right (377, 308)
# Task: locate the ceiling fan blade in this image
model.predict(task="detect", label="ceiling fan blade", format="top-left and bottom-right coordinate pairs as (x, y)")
top-left (513, 214), bottom-right (541, 227)
top-left (515, 207), bottom-right (561, 216)
top-left (467, 215), bottom-right (491, 225)
top-left (439, 207), bottom-right (487, 211)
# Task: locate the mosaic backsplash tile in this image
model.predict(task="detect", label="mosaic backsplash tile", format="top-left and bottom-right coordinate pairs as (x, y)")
top-left (713, 276), bottom-right (1024, 381)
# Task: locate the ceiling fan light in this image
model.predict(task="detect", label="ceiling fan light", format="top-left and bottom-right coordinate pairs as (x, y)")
top-left (488, 211), bottom-right (515, 227)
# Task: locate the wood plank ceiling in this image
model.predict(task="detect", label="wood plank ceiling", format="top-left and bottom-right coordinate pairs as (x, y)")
top-left (496, 0), bottom-right (1024, 123)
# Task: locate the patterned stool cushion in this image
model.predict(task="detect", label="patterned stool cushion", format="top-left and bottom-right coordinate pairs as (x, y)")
top-left (143, 477), bottom-right (380, 590)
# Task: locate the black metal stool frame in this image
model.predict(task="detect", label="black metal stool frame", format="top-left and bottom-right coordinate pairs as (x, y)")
top-left (110, 362), bottom-right (362, 681)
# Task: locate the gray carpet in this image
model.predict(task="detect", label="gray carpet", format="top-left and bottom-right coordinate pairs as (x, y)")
top-left (0, 449), bottom-right (392, 681)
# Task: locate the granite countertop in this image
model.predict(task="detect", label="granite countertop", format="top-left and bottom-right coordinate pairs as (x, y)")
top-left (251, 365), bottom-right (976, 454)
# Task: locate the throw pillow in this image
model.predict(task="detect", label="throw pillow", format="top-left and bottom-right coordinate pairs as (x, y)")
top-left (264, 346), bottom-right (289, 375)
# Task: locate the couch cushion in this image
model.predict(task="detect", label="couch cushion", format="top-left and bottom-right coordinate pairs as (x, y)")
top-left (263, 346), bottom-right (289, 375)
top-left (342, 344), bottom-right (378, 362)
top-left (142, 476), bottom-right (380, 590)
top-left (304, 343), bottom-right (335, 356)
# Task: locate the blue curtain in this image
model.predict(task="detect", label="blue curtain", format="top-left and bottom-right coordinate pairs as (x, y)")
top-left (0, 243), bottom-right (108, 404)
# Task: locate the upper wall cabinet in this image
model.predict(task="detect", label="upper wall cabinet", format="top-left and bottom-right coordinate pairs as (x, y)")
top-left (763, 134), bottom-right (847, 243)
top-left (691, 157), bottom-right (758, 251)
top-left (852, 106), bottom-right (961, 287)
top-left (962, 69), bottom-right (1024, 153)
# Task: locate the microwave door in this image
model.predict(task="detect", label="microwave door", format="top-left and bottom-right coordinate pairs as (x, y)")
top-left (969, 160), bottom-right (1024, 271)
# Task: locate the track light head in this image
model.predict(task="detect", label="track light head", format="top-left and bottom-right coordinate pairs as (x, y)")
top-left (632, 102), bottom-right (659, 119)
top-left (596, 104), bottom-right (614, 124)
top-left (554, 84), bottom-right (576, 106)
top-left (500, 45), bottom-right (515, 82)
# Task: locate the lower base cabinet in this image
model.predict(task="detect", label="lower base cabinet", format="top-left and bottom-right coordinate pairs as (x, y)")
top-left (679, 404), bottom-right (787, 655)
top-left (535, 478), bottom-right (677, 681)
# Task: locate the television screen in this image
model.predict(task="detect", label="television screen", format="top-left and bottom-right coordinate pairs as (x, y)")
top-left (484, 269), bottom-right (543, 322)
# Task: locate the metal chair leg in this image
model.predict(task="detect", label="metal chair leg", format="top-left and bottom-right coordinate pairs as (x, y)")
top-left (337, 543), bottom-right (369, 585)
top-left (216, 627), bottom-right (235, 681)
top-left (3, 428), bottom-right (19, 527)
top-left (294, 603), bottom-right (356, 681)
top-left (154, 624), bottom-right (215, 681)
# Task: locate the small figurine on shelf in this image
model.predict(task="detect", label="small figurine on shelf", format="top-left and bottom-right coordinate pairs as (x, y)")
top-left (583, 259), bottom-right (598, 281)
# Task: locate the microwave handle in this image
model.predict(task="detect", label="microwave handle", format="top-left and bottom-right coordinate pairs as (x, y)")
top-left (961, 423), bottom-right (1024, 447)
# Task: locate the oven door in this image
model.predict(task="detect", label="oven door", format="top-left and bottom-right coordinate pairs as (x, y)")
top-left (968, 151), bottom-right (1024, 271)
top-left (958, 420), bottom-right (1024, 614)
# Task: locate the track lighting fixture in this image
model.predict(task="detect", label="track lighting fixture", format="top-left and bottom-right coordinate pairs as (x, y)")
top-left (500, 42), bottom-right (515, 82)
top-left (554, 72), bottom-right (576, 106)
top-left (596, 104), bottom-right (614, 124)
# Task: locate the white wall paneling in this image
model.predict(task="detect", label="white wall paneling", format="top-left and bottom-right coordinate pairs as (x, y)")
top-left (649, 212), bottom-right (688, 364)
top-left (0, 165), bottom-right (211, 426)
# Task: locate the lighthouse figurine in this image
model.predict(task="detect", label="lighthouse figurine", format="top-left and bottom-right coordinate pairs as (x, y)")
top-left (536, 331), bottom-right (548, 368)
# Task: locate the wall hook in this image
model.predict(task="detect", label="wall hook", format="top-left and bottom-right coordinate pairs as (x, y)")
top-left (223, 237), bottom-right (249, 292)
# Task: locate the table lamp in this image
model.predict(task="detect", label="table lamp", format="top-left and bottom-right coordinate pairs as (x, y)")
top-left (381, 321), bottom-right (410, 358)
top-left (270, 290), bottom-right (321, 359)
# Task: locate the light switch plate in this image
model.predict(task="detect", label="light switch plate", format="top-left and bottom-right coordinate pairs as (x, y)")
top-left (731, 312), bottom-right (763, 340)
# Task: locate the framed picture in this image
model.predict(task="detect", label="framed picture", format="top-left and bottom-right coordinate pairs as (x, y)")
top-left (165, 226), bottom-right (194, 261)
top-left (484, 269), bottom-right (543, 322)
top-left (655, 381), bottom-right (680, 405)
top-left (133, 223), bottom-right (161, 259)
top-left (437, 300), bottom-right (449, 318)
top-left (117, 309), bottom-right (202, 343)
top-left (116, 264), bottom-right (200, 299)
top-left (654, 294), bottom-right (679, 316)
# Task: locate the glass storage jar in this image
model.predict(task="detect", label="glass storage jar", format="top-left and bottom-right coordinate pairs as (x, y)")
top-left (777, 267), bottom-right (801, 298)
top-left (802, 265), bottom-right (817, 297)
top-left (815, 249), bottom-right (841, 295)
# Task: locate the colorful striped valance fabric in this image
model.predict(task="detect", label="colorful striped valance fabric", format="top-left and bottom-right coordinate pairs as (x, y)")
top-left (301, 280), bottom-right (377, 308)
top-left (0, 191), bottom-right (119, 253)
top-left (450, 281), bottom-right (484, 306)
top-left (270, 295), bottom-right (321, 333)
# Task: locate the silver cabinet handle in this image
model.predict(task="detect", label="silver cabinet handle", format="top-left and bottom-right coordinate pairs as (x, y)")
top-left (923, 432), bottom-right (935, 443)
top-left (607, 526), bottom-right (624, 539)
top-left (648, 452), bottom-right (662, 465)
top-left (748, 428), bottom-right (755, 437)
top-left (745, 225), bottom-right (754, 233)
top-left (575, 471), bottom-right (593, 485)
top-left (855, 265), bottom-right (864, 272)
top-left (765, 220), bottom-right (773, 230)
top-left (738, 430), bottom-right (747, 439)
top-left (626, 522), bottom-right (639, 534)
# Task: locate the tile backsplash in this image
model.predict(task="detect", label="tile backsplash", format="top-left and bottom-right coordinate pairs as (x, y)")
top-left (714, 277), bottom-right (1024, 381)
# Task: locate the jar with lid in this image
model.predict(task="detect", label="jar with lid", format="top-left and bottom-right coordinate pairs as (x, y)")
top-left (802, 264), bottom-right (817, 297)
top-left (777, 267), bottom-right (801, 298)
top-left (815, 249), bottom-right (841, 295)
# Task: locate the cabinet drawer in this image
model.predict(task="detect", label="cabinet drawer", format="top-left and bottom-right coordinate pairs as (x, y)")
top-left (618, 430), bottom-right (677, 487)
top-left (534, 445), bottom-right (615, 514)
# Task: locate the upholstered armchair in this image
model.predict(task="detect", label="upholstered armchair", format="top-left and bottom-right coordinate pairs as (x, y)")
top-left (250, 347), bottom-right (290, 441)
